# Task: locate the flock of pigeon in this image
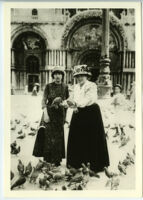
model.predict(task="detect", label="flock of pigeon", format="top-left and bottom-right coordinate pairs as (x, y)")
top-left (10, 110), bottom-right (135, 191)
top-left (105, 123), bottom-right (134, 148)
top-left (10, 97), bottom-right (135, 190)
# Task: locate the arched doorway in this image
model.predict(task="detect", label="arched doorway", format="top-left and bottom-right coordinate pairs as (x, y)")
top-left (61, 10), bottom-right (127, 86)
top-left (11, 31), bottom-right (46, 92)
top-left (68, 22), bottom-right (120, 83)
top-left (26, 56), bottom-right (40, 92)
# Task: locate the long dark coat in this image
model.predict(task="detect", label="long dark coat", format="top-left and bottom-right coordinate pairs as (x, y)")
top-left (33, 82), bottom-right (69, 164)
top-left (67, 104), bottom-right (110, 172)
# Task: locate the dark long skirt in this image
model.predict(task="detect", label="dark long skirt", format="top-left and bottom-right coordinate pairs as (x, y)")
top-left (67, 104), bottom-right (110, 172)
top-left (33, 106), bottom-right (65, 164)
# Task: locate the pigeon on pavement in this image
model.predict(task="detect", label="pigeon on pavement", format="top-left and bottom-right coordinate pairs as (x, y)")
top-left (17, 159), bottom-right (24, 175)
top-left (118, 161), bottom-right (126, 175)
top-left (24, 162), bottom-right (32, 176)
top-left (11, 175), bottom-right (26, 190)
top-left (104, 167), bottom-right (118, 179)
top-left (11, 171), bottom-right (14, 180)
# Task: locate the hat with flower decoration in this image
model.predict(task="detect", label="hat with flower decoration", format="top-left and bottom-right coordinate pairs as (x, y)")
top-left (73, 65), bottom-right (92, 77)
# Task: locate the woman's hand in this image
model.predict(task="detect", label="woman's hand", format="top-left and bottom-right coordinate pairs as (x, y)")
top-left (67, 99), bottom-right (76, 107)
top-left (62, 100), bottom-right (68, 108)
top-left (73, 107), bottom-right (78, 113)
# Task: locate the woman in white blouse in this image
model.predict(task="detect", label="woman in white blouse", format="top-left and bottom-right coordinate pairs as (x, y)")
top-left (66, 65), bottom-right (109, 173)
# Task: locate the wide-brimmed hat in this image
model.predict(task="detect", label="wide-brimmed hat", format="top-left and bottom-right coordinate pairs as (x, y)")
top-left (51, 66), bottom-right (65, 78)
top-left (73, 65), bottom-right (92, 77)
top-left (114, 84), bottom-right (122, 90)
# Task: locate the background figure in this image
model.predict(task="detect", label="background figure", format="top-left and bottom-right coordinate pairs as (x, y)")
top-left (11, 85), bottom-right (15, 95)
top-left (32, 85), bottom-right (37, 96)
top-left (111, 84), bottom-right (126, 107)
top-left (110, 84), bottom-right (133, 126)
top-left (24, 85), bottom-right (28, 95)
top-left (126, 89), bottom-right (131, 100)
top-left (130, 81), bottom-right (135, 111)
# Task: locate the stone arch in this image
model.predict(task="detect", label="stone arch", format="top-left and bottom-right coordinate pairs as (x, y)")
top-left (61, 10), bottom-right (127, 51)
top-left (11, 24), bottom-right (48, 48)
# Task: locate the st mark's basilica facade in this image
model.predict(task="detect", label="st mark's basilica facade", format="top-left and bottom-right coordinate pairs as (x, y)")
top-left (11, 8), bottom-right (135, 94)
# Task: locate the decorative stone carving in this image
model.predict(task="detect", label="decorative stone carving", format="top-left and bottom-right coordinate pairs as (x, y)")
top-left (22, 36), bottom-right (42, 50)
top-left (98, 74), bottom-right (112, 86)
top-left (13, 31), bottom-right (46, 50)
top-left (120, 9), bottom-right (135, 26)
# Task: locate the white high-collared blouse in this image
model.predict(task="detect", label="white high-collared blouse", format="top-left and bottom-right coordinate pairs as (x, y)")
top-left (73, 80), bottom-right (97, 108)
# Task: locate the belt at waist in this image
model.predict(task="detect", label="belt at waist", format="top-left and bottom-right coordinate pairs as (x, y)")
top-left (77, 103), bottom-right (97, 111)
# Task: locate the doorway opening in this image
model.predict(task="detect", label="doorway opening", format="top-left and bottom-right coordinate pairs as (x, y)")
top-left (26, 56), bottom-right (40, 92)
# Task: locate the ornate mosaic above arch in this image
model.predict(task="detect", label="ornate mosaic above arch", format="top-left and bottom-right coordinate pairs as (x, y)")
top-left (69, 23), bottom-right (118, 51)
top-left (61, 10), bottom-right (127, 50)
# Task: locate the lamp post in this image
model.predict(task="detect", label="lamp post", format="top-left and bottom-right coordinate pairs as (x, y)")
top-left (98, 9), bottom-right (112, 98)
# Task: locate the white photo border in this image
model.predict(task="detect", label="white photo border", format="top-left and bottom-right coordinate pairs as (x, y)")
top-left (3, 1), bottom-right (142, 198)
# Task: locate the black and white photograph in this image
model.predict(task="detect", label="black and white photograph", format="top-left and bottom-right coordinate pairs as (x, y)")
top-left (3, 1), bottom-right (142, 198)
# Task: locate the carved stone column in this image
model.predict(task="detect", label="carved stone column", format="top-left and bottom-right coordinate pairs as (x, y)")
top-left (98, 9), bottom-right (112, 98)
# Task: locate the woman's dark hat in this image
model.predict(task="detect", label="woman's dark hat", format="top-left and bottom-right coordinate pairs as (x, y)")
top-left (73, 65), bottom-right (92, 77)
top-left (51, 66), bottom-right (65, 78)
top-left (114, 84), bottom-right (122, 90)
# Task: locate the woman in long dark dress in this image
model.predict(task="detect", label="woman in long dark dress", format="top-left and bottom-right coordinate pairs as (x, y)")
top-left (66, 65), bottom-right (110, 173)
top-left (33, 66), bottom-right (69, 166)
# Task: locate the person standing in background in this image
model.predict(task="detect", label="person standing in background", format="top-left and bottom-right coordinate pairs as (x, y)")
top-left (32, 85), bottom-right (38, 96)
top-left (24, 85), bottom-right (28, 95)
